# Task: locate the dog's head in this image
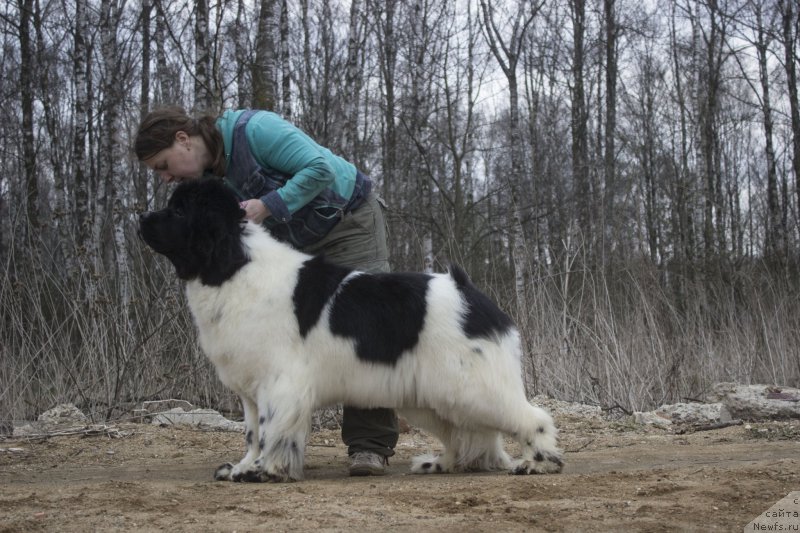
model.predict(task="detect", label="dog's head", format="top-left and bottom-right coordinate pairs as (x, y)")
top-left (139, 177), bottom-right (250, 286)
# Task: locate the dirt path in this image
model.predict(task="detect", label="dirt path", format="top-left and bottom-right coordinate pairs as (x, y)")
top-left (1, 416), bottom-right (798, 532)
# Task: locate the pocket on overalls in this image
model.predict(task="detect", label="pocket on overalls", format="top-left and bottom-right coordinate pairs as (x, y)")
top-left (285, 204), bottom-right (343, 247)
top-left (240, 170), bottom-right (266, 198)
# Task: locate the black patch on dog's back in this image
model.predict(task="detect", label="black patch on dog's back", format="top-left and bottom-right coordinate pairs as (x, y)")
top-left (293, 256), bottom-right (352, 337)
top-left (449, 264), bottom-right (514, 339)
top-left (329, 273), bottom-right (430, 365)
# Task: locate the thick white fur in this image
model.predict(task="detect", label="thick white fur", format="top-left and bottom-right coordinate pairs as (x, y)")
top-left (193, 222), bottom-right (562, 482)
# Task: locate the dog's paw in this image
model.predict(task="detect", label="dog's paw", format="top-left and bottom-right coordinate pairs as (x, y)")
top-left (214, 462), bottom-right (234, 481)
top-left (511, 451), bottom-right (564, 475)
top-left (218, 457), bottom-right (298, 482)
top-left (231, 465), bottom-right (295, 483)
top-left (231, 469), bottom-right (270, 482)
top-left (215, 462), bottom-right (273, 482)
top-left (410, 454), bottom-right (450, 474)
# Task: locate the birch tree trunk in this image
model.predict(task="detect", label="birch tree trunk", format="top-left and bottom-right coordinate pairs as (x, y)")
top-left (479, 0), bottom-right (542, 393)
top-left (443, 0), bottom-right (479, 257)
top-left (233, 0), bottom-right (248, 108)
top-left (34, 0), bottom-right (72, 268)
top-left (633, 51), bottom-right (660, 264)
top-left (73, 0), bottom-right (94, 299)
top-left (299, 0), bottom-right (315, 129)
top-left (374, 0), bottom-right (398, 205)
top-left (99, 0), bottom-right (130, 319)
top-left (669, 2), bottom-right (695, 292)
top-left (280, 0), bottom-right (291, 117)
top-left (194, 0), bottom-right (212, 111)
top-left (693, 0), bottom-right (727, 262)
top-left (343, 0), bottom-right (364, 162)
top-left (569, 0), bottom-right (590, 258)
top-left (19, 0), bottom-right (39, 236)
top-left (253, 0), bottom-right (277, 110)
top-left (753, 4), bottom-right (781, 260)
top-left (781, 0), bottom-right (800, 227)
top-left (154, 1), bottom-right (173, 106)
top-left (408, 0), bottom-right (433, 273)
top-left (318, 0), bottom-right (334, 142)
top-left (137, 0), bottom-right (152, 212)
top-left (603, 0), bottom-right (618, 256)
top-left (479, 0), bottom-right (537, 301)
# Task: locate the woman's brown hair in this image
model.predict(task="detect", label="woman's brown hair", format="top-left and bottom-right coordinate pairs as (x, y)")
top-left (134, 106), bottom-right (226, 176)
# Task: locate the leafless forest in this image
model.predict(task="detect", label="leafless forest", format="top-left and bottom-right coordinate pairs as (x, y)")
top-left (1, 0), bottom-right (799, 425)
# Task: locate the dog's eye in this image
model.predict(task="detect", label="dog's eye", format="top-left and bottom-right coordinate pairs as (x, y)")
top-left (173, 208), bottom-right (185, 218)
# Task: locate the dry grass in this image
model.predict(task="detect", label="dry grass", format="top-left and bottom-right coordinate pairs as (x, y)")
top-left (0, 237), bottom-right (238, 426)
top-left (513, 257), bottom-right (800, 412)
top-left (2, 233), bottom-right (799, 425)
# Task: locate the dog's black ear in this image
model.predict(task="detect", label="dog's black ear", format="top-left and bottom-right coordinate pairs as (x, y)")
top-left (195, 220), bottom-right (249, 285)
top-left (172, 258), bottom-right (199, 281)
top-left (190, 179), bottom-right (250, 286)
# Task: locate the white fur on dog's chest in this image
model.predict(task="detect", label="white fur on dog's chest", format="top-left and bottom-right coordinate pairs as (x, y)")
top-left (185, 242), bottom-right (306, 394)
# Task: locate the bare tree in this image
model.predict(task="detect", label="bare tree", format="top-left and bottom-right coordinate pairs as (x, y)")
top-left (137, 0), bottom-right (153, 213)
top-left (692, 0), bottom-right (730, 261)
top-left (28, 0), bottom-right (69, 273)
top-left (296, 0), bottom-right (339, 143)
top-left (343, 0), bottom-right (365, 162)
top-left (568, 0), bottom-right (591, 257)
top-left (231, 0), bottom-right (250, 108)
top-left (73, 0), bottom-right (93, 294)
top-left (253, 0), bottom-right (277, 109)
top-left (19, 0), bottom-right (39, 234)
top-left (99, 0), bottom-right (131, 313)
top-left (603, 0), bottom-right (619, 254)
top-left (479, 0), bottom-right (543, 311)
top-left (627, 45), bottom-right (665, 264)
top-left (154, 0), bottom-right (177, 106)
top-left (669, 0), bottom-right (696, 285)
top-left (780, 0), bottom-right (800, 228)
top-left (280, 0), bottom-right (291, 117)
top-left (194, 0), bottom-right (212, 110)
top-left (439, 0), bottom-right (484, 261)
top-left (372, 0), bottom-right (399, 207)
top-left (299, 0), bottom-right (314, 124)
top-left (751, 2), bottom-right (782, 259)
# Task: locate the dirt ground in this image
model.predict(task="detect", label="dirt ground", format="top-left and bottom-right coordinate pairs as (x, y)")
top-left (1, 410), bottom-right (798, 533)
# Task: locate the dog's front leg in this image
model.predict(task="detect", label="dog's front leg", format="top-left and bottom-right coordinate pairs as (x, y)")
top-left (214, 396), bottom-right (260, 481)
top-left (214, 384), bottom-right (312, 483)
top-left (251, 385), bottom-right (312, 482)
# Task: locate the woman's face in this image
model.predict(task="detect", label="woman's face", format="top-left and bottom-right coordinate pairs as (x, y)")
top-left (142, 131), bottom-right (206, 184)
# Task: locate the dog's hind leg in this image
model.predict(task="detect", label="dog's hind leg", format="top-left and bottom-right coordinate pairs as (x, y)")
top-left (434, 343), bottom-right (563, 474)
top-left (402, 411), bottom-right (512, 474)
top-left (506, 402), bottom-right (563, 475)
top-left (214, 395), bottom-right (260, 481)
top-left (401, 408), bottom-right (459, 474)
top-left (437, 385), bottom-right (562, 474)
top-left (450, 429), bottom-right (512, 472)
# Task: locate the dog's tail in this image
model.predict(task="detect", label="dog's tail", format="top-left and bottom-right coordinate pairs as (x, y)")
top-left (447, 262), bottom-right (516, 339)
top-left (447, 263), bottom-right (472, 287)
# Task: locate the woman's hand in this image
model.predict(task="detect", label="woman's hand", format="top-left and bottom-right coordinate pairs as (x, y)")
top-left (240, 199), bottom-right (271, 224)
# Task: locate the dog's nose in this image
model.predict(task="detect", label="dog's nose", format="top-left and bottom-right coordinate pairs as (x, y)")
top-left (138, 211), bottom-right (154, 226)
top-left (137, 212), bottom-right (152, 240)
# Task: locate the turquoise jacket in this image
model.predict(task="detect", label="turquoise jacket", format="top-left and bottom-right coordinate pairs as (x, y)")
top-left (216, 110), bottom-right (370, 248)
top-left (216, 110), bottom-right (358, 218)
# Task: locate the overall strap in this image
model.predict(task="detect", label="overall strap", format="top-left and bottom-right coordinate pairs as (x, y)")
top-left (224, 110), bottom-right (260, 191)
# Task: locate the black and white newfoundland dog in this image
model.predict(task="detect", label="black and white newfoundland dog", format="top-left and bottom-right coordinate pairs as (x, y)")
top-left (139, 177), bottom-right (563, 482)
